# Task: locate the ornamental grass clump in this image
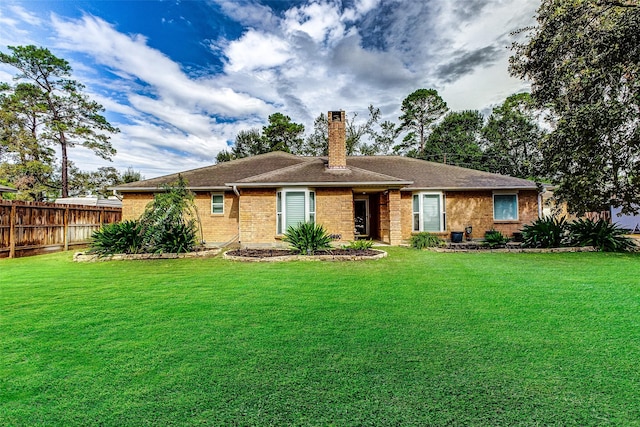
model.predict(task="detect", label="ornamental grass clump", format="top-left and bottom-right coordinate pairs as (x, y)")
top-left (343, 239), bottom-right (374, 250)
top-left (410, 232), bottom-right (444, 249)
top-left (283, 222), bottom-right (332, 255)
top-left (483, 230), bottom-right (509, 248)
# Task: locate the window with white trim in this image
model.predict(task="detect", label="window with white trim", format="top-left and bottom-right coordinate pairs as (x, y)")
top-left (211, 193), bottom-right (224, 214)
top-left (412, 192), bottom-right (446, 232)
top-left (276, 188), bottom-right (316, 234)
top-left (493, 193), bottom-right (518, 221)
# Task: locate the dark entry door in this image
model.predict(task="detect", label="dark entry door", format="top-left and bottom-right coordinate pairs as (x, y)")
top-left (354, 199), bottom-right (368, 237)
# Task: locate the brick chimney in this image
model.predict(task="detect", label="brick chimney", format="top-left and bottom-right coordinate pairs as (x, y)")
top-left (328, 110), bottom-right (346, 169)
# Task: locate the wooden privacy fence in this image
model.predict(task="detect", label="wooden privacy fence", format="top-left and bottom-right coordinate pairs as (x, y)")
top-left (0, 200), bottom-right (121, 258)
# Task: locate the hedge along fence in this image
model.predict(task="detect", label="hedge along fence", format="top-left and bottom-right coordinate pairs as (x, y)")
top-left (0, 200), bottom-right (121, 258)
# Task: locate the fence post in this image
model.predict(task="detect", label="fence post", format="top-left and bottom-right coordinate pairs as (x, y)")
top-left (64, 207), bottom-right (69, 252)
top-left (9, 204), bottom-right (16, 258)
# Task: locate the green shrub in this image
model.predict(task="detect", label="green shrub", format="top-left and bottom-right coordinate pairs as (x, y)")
top-left (483, 230), bottom-right (509, 248)
top-left (89, 176), bottom-right (200, 255)
top-left (568, 218), bottom-right (636, 252)
top-left (90, 220), bottom-right (143, 255)
top-left (410, 232), bottom-right (444, 249)
top-left (521, 216), bottom-right (569, 248)
top-left (283, 222), bottom-right (333, 254)
top-left (344, 239), bottom-right (374, 250)
top-left (138, 176), bottom-right (200, 254)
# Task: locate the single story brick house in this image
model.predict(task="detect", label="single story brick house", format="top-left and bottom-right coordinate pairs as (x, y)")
top-left (113, 111), bottom-right (541, 247)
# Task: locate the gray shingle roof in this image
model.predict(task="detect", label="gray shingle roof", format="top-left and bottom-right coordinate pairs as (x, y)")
top-left (113, 151), bottom-right (308, 191)
top-left (113, 151), bottom-right (538, 192)
top-left (348, 156), bottom-right (537, 190)
top-left (229, 158), bottom-right (411, 187)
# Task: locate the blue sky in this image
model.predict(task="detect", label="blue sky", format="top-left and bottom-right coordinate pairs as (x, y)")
top-left (0, 0), bottom-right (539, 178)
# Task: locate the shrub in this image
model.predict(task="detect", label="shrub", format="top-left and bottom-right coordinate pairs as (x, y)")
top-left (283, 222), bottom-right (333, 254)
top-left (483, 230), bottom-right (509, 248)
top-left (146, 219), bottom-right (198, 254)
top-left (410, 232), bottom-right (444, 249)
top-left (568, 218), bottom-right (636, 252)
top-left (521, 216), bottom-right (569, 248)
top-left (138, 176), bottom-right (201, 254)
top-left (89, 176), bottom-right (201, 255)
top-left (90, 220), bottom-right (143, 255)
top-left (344, 239), bottom-right (374, 250)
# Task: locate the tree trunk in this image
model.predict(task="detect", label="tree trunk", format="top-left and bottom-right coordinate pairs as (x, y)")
top-left (60, 133), bottom-right (68, 198)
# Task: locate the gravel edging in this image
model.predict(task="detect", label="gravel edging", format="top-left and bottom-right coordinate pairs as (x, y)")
top-left (224, 249), bottom-right (387, 262)
top-left (73, 248), bottom-right (221, 262)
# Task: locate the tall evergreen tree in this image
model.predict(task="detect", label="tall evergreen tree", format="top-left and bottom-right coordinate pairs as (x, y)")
top-left (425, 110), bottom-right (485, 170)
top-left (396, 89), bottom-right (448, 156)
top-left (0, 45), bottom-right (119, 197)
top-left (261, 112), bottom-right (305, 154)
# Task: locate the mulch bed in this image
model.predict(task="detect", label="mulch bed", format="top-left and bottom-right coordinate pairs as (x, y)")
top-left (226, 248), bottom-right (380, 258)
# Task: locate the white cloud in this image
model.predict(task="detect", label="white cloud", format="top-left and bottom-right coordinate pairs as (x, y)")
top-left (225, 31), bottom-right (293, 72)
top-left (283, 1), bottom-right (346, 44)
top-left (9, 4), bottom-right (42, 26)
top-left (50, 14), bottom-right (271, 119)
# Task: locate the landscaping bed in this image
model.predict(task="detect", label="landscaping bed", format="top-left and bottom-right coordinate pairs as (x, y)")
top-left (74, 248), bottom-right (221, 262)
top-left (224, 248), bottom-right (386, 261)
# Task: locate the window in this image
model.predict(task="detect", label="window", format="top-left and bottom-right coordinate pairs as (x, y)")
top-left (412, 192), bottom-right (445, 232)
top-left (211, 193), bottom-right (224, 214)
top-left (493, 193), bottom-right (518, 221)
top-left (276, 188), bottom-right (316, 234)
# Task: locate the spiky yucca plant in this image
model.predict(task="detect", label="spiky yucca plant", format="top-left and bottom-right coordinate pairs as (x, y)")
top-left (89, 220), bottom-right (144, 255)
top-left (283, 222), bottom-right (332, 254)
top-left (568, 218), bottom-right (636, 252)
top-left (521, 216), bottom-right (569, 248)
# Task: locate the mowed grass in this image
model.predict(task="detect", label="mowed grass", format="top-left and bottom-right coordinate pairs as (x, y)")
top-left (1, 248), bottom-right (640, 426)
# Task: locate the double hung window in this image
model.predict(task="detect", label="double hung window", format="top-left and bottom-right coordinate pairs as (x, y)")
top-left (211, 193), bottom-right (224, 214)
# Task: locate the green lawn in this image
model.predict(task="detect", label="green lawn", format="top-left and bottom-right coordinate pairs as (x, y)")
top-left (1, 248), bottom-right (640, 426)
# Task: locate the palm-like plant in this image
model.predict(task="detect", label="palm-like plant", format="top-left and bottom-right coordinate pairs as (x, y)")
top-left (521, 216), bottom-right (569, 248)
top-left (283, 222), bottom-right (332, 254)
top-left (568, 218), bottom-right (636, 252)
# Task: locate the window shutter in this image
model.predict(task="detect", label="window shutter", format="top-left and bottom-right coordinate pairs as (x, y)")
top-left (285, 191), bottom-right (306, 229)
top-left (422, 194), bottom-right (441, 232)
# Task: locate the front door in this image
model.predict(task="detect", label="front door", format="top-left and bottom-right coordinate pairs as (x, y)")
top-left (354, 198), bottom-right (369, 237)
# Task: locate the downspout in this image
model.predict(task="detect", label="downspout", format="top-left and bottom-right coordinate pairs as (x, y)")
top-left (538, 192), bottom-right (543, 218)
top-left (233, 185), bottom-right (241, 246)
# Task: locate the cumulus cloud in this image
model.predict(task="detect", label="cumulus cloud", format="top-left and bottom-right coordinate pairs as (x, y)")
top-left (224, 31), bottom-right (293, 72)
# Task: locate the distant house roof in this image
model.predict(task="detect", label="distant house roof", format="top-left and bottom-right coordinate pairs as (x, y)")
top-left (0, 184), bottom-right (17, 193)
top-left (54, 196), bottom-right (123, 208)
top-left (113, 151), bottom-right (538, 192)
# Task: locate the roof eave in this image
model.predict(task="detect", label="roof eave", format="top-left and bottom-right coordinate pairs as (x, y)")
top-left (111, 186), bottom-right (232, 192)
top-left (403, 186), bottom-right (539, 191)
top-left (227, 181), bottom-right (413, 188)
